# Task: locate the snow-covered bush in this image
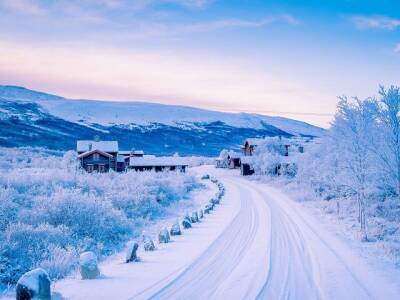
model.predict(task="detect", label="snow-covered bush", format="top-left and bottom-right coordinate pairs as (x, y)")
top-left (250, 137), bottom-right (296, 176)
top-left (0, 223), bottom-right (72, 284)
top-left (0, 148), bottom-right (200, 284)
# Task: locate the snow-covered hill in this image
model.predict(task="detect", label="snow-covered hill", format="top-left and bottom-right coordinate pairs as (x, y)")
top-left (0, 85), bottom-right (325, 136)
top-left (0, 85), bottom-right (325, 155)
top-left (0, 85), bottom-right (63, 102)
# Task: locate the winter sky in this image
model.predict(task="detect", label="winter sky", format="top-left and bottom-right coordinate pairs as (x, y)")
top-left (0, 0), bottom-right (399, 127)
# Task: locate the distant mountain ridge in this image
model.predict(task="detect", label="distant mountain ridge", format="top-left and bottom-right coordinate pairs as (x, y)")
top-left (0, 85), bottom-right (64, 101)
top-left (0, 85), bottom-right (325, 156)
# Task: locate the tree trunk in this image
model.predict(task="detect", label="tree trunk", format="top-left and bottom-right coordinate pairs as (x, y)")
top-left (359, 194), bottom-right (368, 242)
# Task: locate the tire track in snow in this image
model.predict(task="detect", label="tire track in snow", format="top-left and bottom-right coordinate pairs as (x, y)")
top-left (246, 181), bottom-right (373, 300)
top-left (147, 181), bottom-right (260, 300)
top-left (135, 170), bottom-right (385, 300)
top-left (222, 180), bottom-right (322, 300)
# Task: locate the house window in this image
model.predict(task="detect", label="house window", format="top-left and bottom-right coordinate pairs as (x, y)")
top-left (98, 165), bottom-right (105, 172)
top-left (93, 153), bottom-right (99, 160)
top-left (87, 165), bottom-right (94, 173)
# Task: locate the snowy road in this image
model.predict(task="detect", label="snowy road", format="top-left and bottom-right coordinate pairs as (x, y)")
top-left (55, 166), bottom-right (400, 300)
top-left (147, 178), bottom-right (269, 300)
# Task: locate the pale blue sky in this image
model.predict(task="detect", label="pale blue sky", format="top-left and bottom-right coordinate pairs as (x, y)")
top-left (0, 0), bottom-right (399, 127)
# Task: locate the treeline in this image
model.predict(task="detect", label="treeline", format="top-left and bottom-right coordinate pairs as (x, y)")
top-left (298, 86), bottom-right (399, 241)
top-left (250, 86), bottom-right (399, 244)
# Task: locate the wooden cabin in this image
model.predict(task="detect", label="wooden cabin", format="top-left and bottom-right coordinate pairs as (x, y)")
top-left (128, 156), bottom-right (188, 172)
top-left (77, 140), bottom-right (119, 173)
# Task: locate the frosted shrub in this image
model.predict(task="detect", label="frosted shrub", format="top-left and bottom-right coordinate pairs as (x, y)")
top-left (0, 223), bottom-right (71, 283)
top-left (251, 137), bottom-right (294, 176)
top-left (40, 245), bottom-right (78, 280)
top-left (0, 147), bottom-right (201, 284)
top-left (0, 188), bottom-right (18, 231)
top-left (26, 190), bottom-right (132, 250)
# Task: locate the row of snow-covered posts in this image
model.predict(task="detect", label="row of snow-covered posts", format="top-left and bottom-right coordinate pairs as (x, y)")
top-left (15, 174), bottom-right (225, 300)
top-left (124, 174), bottom-right (225, 264)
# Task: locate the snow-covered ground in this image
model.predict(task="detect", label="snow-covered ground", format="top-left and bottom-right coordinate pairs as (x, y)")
top-left (52, 166), bottom-right (400, 300)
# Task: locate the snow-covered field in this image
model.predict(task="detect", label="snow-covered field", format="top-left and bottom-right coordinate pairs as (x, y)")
top-left (44, 166), bottom-right (400, 300)
top-left (0, 148), bottom-right (202, 291)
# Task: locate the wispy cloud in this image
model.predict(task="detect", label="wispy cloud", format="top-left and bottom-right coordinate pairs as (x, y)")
top-left (162, 0), bottom-right (211, 9)
top-left (97, 0), bottom-right (212, 9)
top-left (0, 0), bottom-right (213, 24)
top-left (181, 14), bottom-right (299, 33)
top-left (0, 0), bottom-right (47, 15)
top-left (113, 14), bottom-right (299, 40)
top-left (351, 15), bottom-right (400, 30)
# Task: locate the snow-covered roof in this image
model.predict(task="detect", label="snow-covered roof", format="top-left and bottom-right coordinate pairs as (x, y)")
top-left (118, 150), bottom-right (131, 155)
top-left (245, 138), bottom-right (265, 146)
top-left (77, 140), bottom-right (118, 153)
top-left (77, 149), bottom-right (114, 159)
top-left (228, 151), bottom-right (241, 159)
top-left (118, 150), bottom-right (144, 155)
top-left (129, 156), bottom-right (188, 167)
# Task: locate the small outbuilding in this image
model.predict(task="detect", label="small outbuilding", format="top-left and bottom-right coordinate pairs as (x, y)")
top-left (228, 152), bottom-right (241, 169)
top-left (240, 157), bottom-right (254, 176)
top-left (128, 156), bottom-right (188, 172)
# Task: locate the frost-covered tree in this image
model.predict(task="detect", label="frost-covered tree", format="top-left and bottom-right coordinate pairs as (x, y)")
top-left (217, 149), bottom-right (230, 168)
top-left (253, 86), bottom-right (400, 249)
top-left (376, 86), bottom-right (400, 197)
top-left (296, 137), bottom-right (345, 201)
top-left (327, 96), bottom-right (379, 241)
top-left (252, 137), bottom-right (284, 175)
